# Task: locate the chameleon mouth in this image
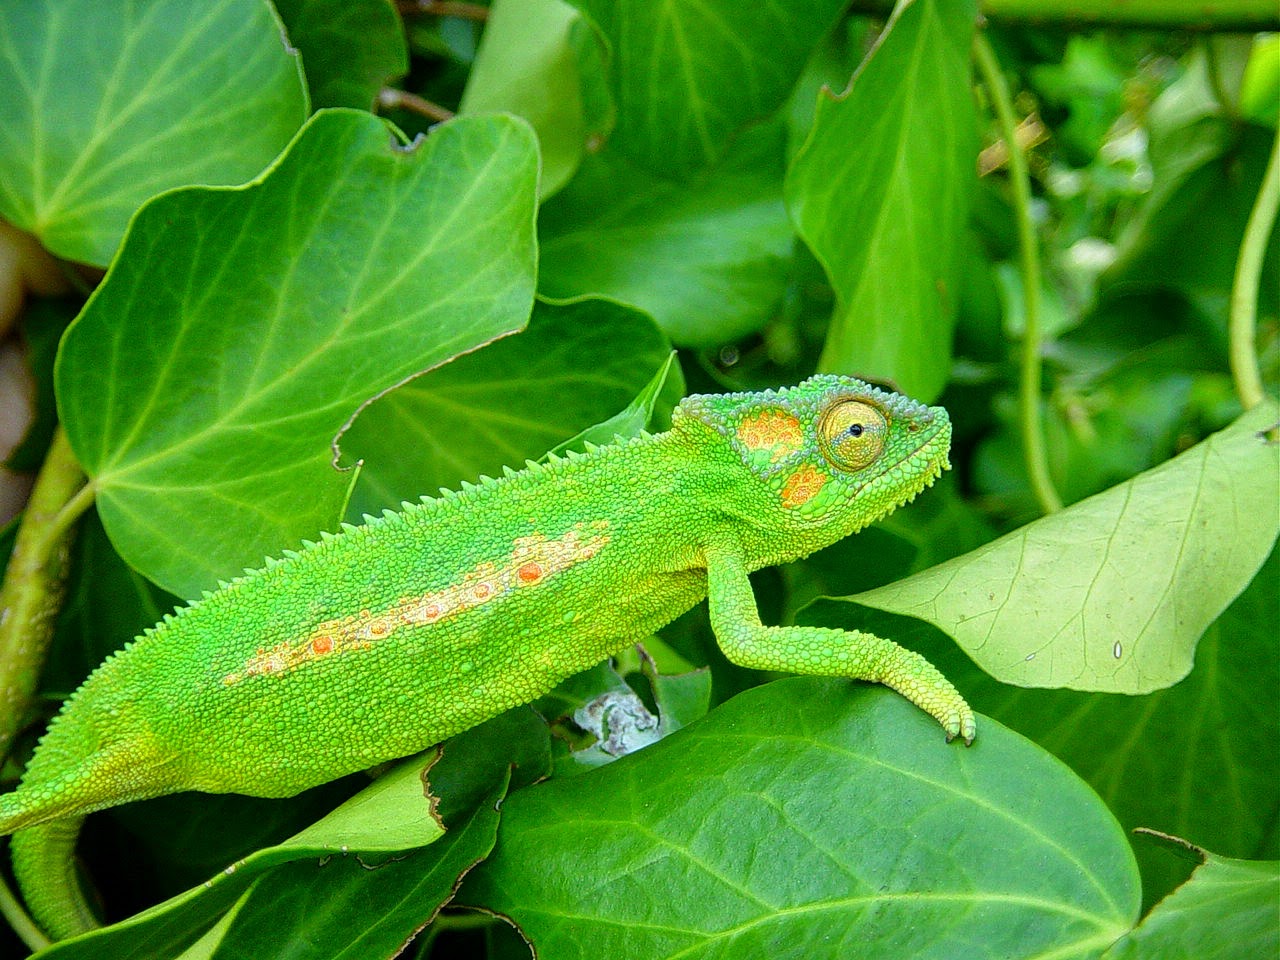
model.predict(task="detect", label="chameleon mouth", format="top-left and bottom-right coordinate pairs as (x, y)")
top-left (849, 412), bottom-right (952, 522)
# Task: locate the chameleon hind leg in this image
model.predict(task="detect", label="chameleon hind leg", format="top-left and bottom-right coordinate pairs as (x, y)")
top-left (704, 543), bottom-right (976, 744)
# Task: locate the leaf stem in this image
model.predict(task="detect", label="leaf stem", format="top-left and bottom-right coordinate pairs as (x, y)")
top-left (378, 88), bottom-right (456, 123)
top-left (395, 1), bottom-right (489, 21)
top-left (0, 871), bottom-right (48, 953)
top-left (1229, 126), bottom-right (1279, 412)
top-left (974, 34), bottom-right (1063, 515)
top-left (0, 426), bottom-right (92, 758)
top-left (849, 0), bottom-right (1279, 31)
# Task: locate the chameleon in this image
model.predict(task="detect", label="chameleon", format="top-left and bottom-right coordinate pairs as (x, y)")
top-left (0, 374), bottom-right (973, 940)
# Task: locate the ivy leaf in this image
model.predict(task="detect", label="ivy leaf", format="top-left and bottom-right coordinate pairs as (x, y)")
top-left (569, 0), bottom-right (846, 177)
top-left (460, 680), bottom-right (1140, 959)
top-left (844, 401), bottom-right (1280, 692)
top-left (0, 0), bottom-right (308, 265)
top-left (56, 110), bottom-right (539, 598)
top-left (785, 0), bottom-right (977, 399)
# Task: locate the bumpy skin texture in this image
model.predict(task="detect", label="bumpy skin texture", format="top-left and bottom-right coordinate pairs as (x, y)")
top-left (0, 375), bottom-right (973, 938)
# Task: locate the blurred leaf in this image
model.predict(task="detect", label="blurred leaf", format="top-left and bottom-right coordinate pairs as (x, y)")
top-left (846, 401), bottom-right (1279, 692)
top-left (55, 110), bottom-right (539, 598)
top-left (1102, 51), bottom-right (1280, 326)
top-left (274, 0), bottom-right (407, 110)
top-left (1102, 845), bottom-right (1278, 960)
top-left (0, 0), bottom-right (308, 265)
top-left (459, 680), bottom-right (1140, 959)
top-left (460, 0), bottom-right (587, 197)
top-left (786, 0), bottom-right (977, 400)
top-left (1240, 35), bottom-right (1280, 127)
top-left (539, 127), bottom-right (793, 346)
top-left (344, 297), bottom-right (674, 519)
top-left (568, 0), bottom-right (845, 177)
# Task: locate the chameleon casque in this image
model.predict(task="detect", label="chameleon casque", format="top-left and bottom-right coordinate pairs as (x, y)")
top-left (0, 375), bottom-right (974, 939)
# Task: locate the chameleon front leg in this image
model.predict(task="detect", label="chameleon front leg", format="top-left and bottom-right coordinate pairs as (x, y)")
top-left (703, 542), bottom-right (976, 744)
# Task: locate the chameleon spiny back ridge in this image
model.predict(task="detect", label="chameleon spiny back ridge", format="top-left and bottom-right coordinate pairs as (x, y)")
top-left (1, 375), bottom-right (974, 940)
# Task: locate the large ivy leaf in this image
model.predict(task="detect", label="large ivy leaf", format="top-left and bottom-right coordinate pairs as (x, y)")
top-left (785, 0), bottom-right (977, 400)
top-left (1103, 845), bottom-right (1279, 960)
top-left (568, 0), bottom-right (845, 178)
top-left (274, 0), bottom-right (407, 110)
top-left (460, 680), bottom-right (1140, 959)
top-left (538, 129), bottom-right (793, 346)
top-left (55, 110), bottom-right (539, 598)
top-left (0, 0), bottom-right (308, 266)
top-left (846, 401), bottom-right (1279, 692)
top-left (344, 297), bottom-right (674, 518)
top-left (801, 545), bottom-right (1280, 909)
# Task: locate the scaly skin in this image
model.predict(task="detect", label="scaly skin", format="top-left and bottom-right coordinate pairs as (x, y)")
top-left (0, 375), bottom-right (973, 939)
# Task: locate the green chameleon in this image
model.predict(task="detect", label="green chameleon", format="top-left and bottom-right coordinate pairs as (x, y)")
top-left (0, 375), bottom-right (973, 940)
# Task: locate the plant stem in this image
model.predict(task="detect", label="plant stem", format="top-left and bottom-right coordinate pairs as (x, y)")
top-left (975, 34), bottom-right (1063, 515)
top-left (378, 88), bottom-right (456, 123)
top-left (396, 1), bottom-right (489, 21)
top-left (850, 0), bottom-right (1278, 31)
top-left (0, 871), bottom-right (48, 953)
top-left (0, 427), bottom-right (92, 758)
top-left (1229, 127), bottom-right (1279, 412)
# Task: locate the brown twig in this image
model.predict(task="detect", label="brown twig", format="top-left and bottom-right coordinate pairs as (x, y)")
top-left (396, 1), bottom-right (490, 20)
top-left (378, 88), bottom-right (456, 124)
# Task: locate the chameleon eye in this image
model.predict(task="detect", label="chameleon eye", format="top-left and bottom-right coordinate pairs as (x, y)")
top-left (818, 400), bottom-right (887, 471)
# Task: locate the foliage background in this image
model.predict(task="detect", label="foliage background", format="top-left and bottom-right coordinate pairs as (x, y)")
top-left (0, 0), bottom-right (1276, 957)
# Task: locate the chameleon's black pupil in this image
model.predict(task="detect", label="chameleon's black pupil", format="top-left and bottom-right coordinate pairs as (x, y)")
top-left (847, 423), bottom-right (863, 437)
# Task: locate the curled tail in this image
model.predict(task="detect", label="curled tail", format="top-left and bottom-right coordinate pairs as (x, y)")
top-left (9, 819), bottom-right (95, 940)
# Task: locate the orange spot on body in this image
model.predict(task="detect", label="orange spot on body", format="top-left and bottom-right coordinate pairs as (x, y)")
top-left (781, 464), bottom-right (828, 509)
top-left (224, 522), bottom-right (611, 685)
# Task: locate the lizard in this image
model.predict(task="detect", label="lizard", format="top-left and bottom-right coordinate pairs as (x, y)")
top-left (0, 374), bottom-right (974, 940)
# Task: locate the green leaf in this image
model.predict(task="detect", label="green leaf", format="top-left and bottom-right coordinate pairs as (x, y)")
top-left (545, 349), bottom-right (683, 458)
top-left (55, 110), bottom-right (539, 598)
top-left (568, 0), bottom-right (845, 177)
top-left (274, 0), bottom-right (408, 110)
top-left (39, 752), bottom-right (444, 959)
top-left (193, 709), bottom-right (551, 958)
top-left (785, 0), bottom-right (977, 400)
top-left (460, 0), bottom-right (587, 197)
top-left (846, 401), bottom-right (1280, 692)
top-left (1103, 843), bottom-right (1279, 960)
top-left (344, 297), bottom-right (674, 519)
top-left (538, 129), bottom-right (794, 346)
top-left (0, 0), bottom-right (309, 266)
top-left (460, 680), bottom-right (1140, 959)
top-left (802, 545), bottom-right (1280, 909)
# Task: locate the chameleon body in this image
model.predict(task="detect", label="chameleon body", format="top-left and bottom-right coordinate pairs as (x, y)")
top-left (0, 375), bottom-right (973, 939)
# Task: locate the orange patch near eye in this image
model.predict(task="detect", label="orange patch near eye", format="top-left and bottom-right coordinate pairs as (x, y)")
top-left (780, 464), bottom-right (828, 509)
top-left (737, 409), bottom-right (803, 461)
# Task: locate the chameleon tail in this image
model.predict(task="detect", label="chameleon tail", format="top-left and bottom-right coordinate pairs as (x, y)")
top-left (10, 819), bottom-right (96, 940)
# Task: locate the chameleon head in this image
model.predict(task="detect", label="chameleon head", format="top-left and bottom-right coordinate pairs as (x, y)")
top-left (673, 374), bottom-right (951, 545)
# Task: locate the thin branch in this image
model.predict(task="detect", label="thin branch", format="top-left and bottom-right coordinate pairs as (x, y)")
top-left (378, 88), bottom-right (455, 124)
top-left (396, 1), bottom-right (489, 21)
top-left (1229, 127), bottom-right (1280, 412)
top-left (0, 427), bottom-right (92, 758)
top-left (975, 34), bottom-right (1063, 515)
